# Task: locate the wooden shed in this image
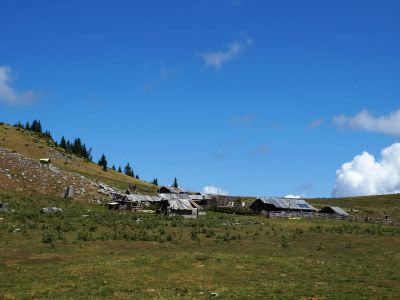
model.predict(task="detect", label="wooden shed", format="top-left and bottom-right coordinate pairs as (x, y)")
top-left (318, 206), bottom-right (349, 217)
top-left (157, 194), bottom-right (205, 218)
top-left (250, 197), bottom-right (317, 213)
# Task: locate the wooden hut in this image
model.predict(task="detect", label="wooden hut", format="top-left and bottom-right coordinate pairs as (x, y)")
top-left (157, 193), bottom-right (205, 218)
top-left (250, 197), bottom-right (317, 213)
top-left (318, 206), bottom-right (349, 217)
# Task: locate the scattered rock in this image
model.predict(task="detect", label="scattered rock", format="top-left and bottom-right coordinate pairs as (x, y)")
top-left (64, 185), bottom-right (75, 199)
top-left (40, 207), bottom-right (63, 214)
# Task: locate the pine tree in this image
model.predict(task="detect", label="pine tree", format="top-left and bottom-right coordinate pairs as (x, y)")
top-left (173, 177), bottom-right (178, 188)
top-left (152, 178), bottom-right (158, 186)
top-left (135, 174), bottom-right (139, 179)
top-left (25, 122), bottom-right (30, 130)
top-left (112, 165), bottom-right (116, 171)
top-left (118, 166), bottom-right (122, 173)
top-left (98, 154), bottom-right (107, 171)
top-left (30, 120), bottom-right (42, 133)
top-left (72, 138), bottom-right (82, 156)
top-left (124, 163), bottom-right (134, 177)
top-left (60, 136), bottom-right (67, 149)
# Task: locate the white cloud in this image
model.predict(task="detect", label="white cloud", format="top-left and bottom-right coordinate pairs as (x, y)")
top-left (202, 185), bottom-right (228, 195)
top-left (334, 109), bottom-right (400, 135)
top-left (284, 194), bottom-right (302, 199)
top-left (200, 37), bottom-right (252, 70)
top-left (0, 66), bottom-right (35, 105)
top-left (333, 143), bottom-right (400, 197)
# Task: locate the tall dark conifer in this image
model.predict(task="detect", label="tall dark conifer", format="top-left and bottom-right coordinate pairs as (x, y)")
top-left (173, 177), bottom-right (178, 188)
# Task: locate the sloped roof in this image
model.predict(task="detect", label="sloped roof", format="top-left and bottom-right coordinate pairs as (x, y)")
top-left (189, 194), bottom-right (212, 201)
top-left (125, 194), bottom-right (161, 202)
top-left (158, 186), bottom-right (184, 194)
top-left (256, 197), bottom-right (317, 211)
top-left (158, 193), bottom-right (191, 200)
top-left (319, 206), bottom-right (349, 216)
top-left (168, 199), bottom-right (194, 210)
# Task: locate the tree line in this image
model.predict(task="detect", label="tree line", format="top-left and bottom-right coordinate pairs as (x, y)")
top-left (13, 119), bottom-right (162, 186)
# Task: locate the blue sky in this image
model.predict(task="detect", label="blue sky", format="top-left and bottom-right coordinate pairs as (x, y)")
top-left (1, 0), bottom-right (400, 197)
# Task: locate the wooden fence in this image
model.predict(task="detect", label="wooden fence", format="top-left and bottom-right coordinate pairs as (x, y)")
top-left (265, 210), bottom-right (347, 220)
top-left (265, 210), bottom-right (400, 227)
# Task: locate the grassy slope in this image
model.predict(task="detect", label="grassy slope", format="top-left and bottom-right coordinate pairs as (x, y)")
top-left (217, 194), bottom-right (400, 220)
top-left (1, 189), bottom-right (400, 299)
top-left (309, 194), bottom-right (400, 219)
top-left (0, 122), bottom-right (158, 195)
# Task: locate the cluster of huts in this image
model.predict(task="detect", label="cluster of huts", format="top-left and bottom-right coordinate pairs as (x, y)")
top-left (107, 186), bottom-right (210, 219)
top-left (106, 186), bottom-right (349, 220)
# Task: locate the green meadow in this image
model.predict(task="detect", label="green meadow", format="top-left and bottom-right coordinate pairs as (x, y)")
top-left (1, 190), bottom-right (400, 299)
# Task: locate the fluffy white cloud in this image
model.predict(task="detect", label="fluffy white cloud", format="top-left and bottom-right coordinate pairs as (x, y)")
top-left (284, 194), bottom-right (302, 199)
top-left (334, 109), bottom-right (400, 135)
top-left (0, 66), bottom-right (35, 105)
top-left (202, 185), bottom-right (228, 195)
top-left (333, 143), bottom-right (400, 197)
top-left (200, 37), bottom-right (252, 69)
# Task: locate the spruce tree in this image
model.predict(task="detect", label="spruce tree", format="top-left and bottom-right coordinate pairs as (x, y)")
top-left (112, 165), bottom-right (116, 171)
top-left (173, 177), bottom-right (178, 188)
top-left (124, 163), bottom-right (134, 177)
top-left (98, 154), bottom-right (107, 171)
top-left (118, 166), bottom-right (122, 173)
top-left (30, 120), bottom-right (42, 133)
top-left (152, 178), bottom-right (158, 186)
top-left (59, 136), bottom-right (66, 149)
top-left (135, 174), bottom-right (139, 179)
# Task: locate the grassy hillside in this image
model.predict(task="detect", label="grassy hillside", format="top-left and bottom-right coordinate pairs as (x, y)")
top-left (216, 194), bottom-right (400, 220)
top-left (0, 122), bottom-right (158, 195)
top-left (308, 194), bottom-right (400, 219)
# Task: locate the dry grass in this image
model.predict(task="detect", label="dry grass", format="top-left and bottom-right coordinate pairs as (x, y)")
top-left (0, 122), bottom-right (158, 195)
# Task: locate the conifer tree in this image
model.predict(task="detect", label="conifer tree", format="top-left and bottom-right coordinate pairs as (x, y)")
top-left (30, 120), bottom-right (42, 133)
top-left (60, 136), bottom-right (67, 149)
top-left (124, 163), bottom-right (134, 177)
top-left (98, 154), bottom-right (107, 171)
top-left (118, 166), bottom-right (122, 173)
top-left (152, 178), bottom-right (158, 186)
top-left (173, 177), bottom-right (178, 188)
top-left (135, 174), bottom-right (139, 179)
top-left (112, 165), bottom-right (116, 171)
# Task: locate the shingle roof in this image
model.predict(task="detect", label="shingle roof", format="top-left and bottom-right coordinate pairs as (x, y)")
top-left (124, 194), bottom-right (161, 202)
top-left (167, 199), bottom-right (194, 210)
top-left (321, 206), bottom-right (349, 216)
top-left (158, 186), bottom-right (184, 194)
top-left (189, 194), bottom-right (212, 201)
top-left (158, 193), bottom-right (191, 200)
top-left (256, 197), bottom-right (317, 211)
